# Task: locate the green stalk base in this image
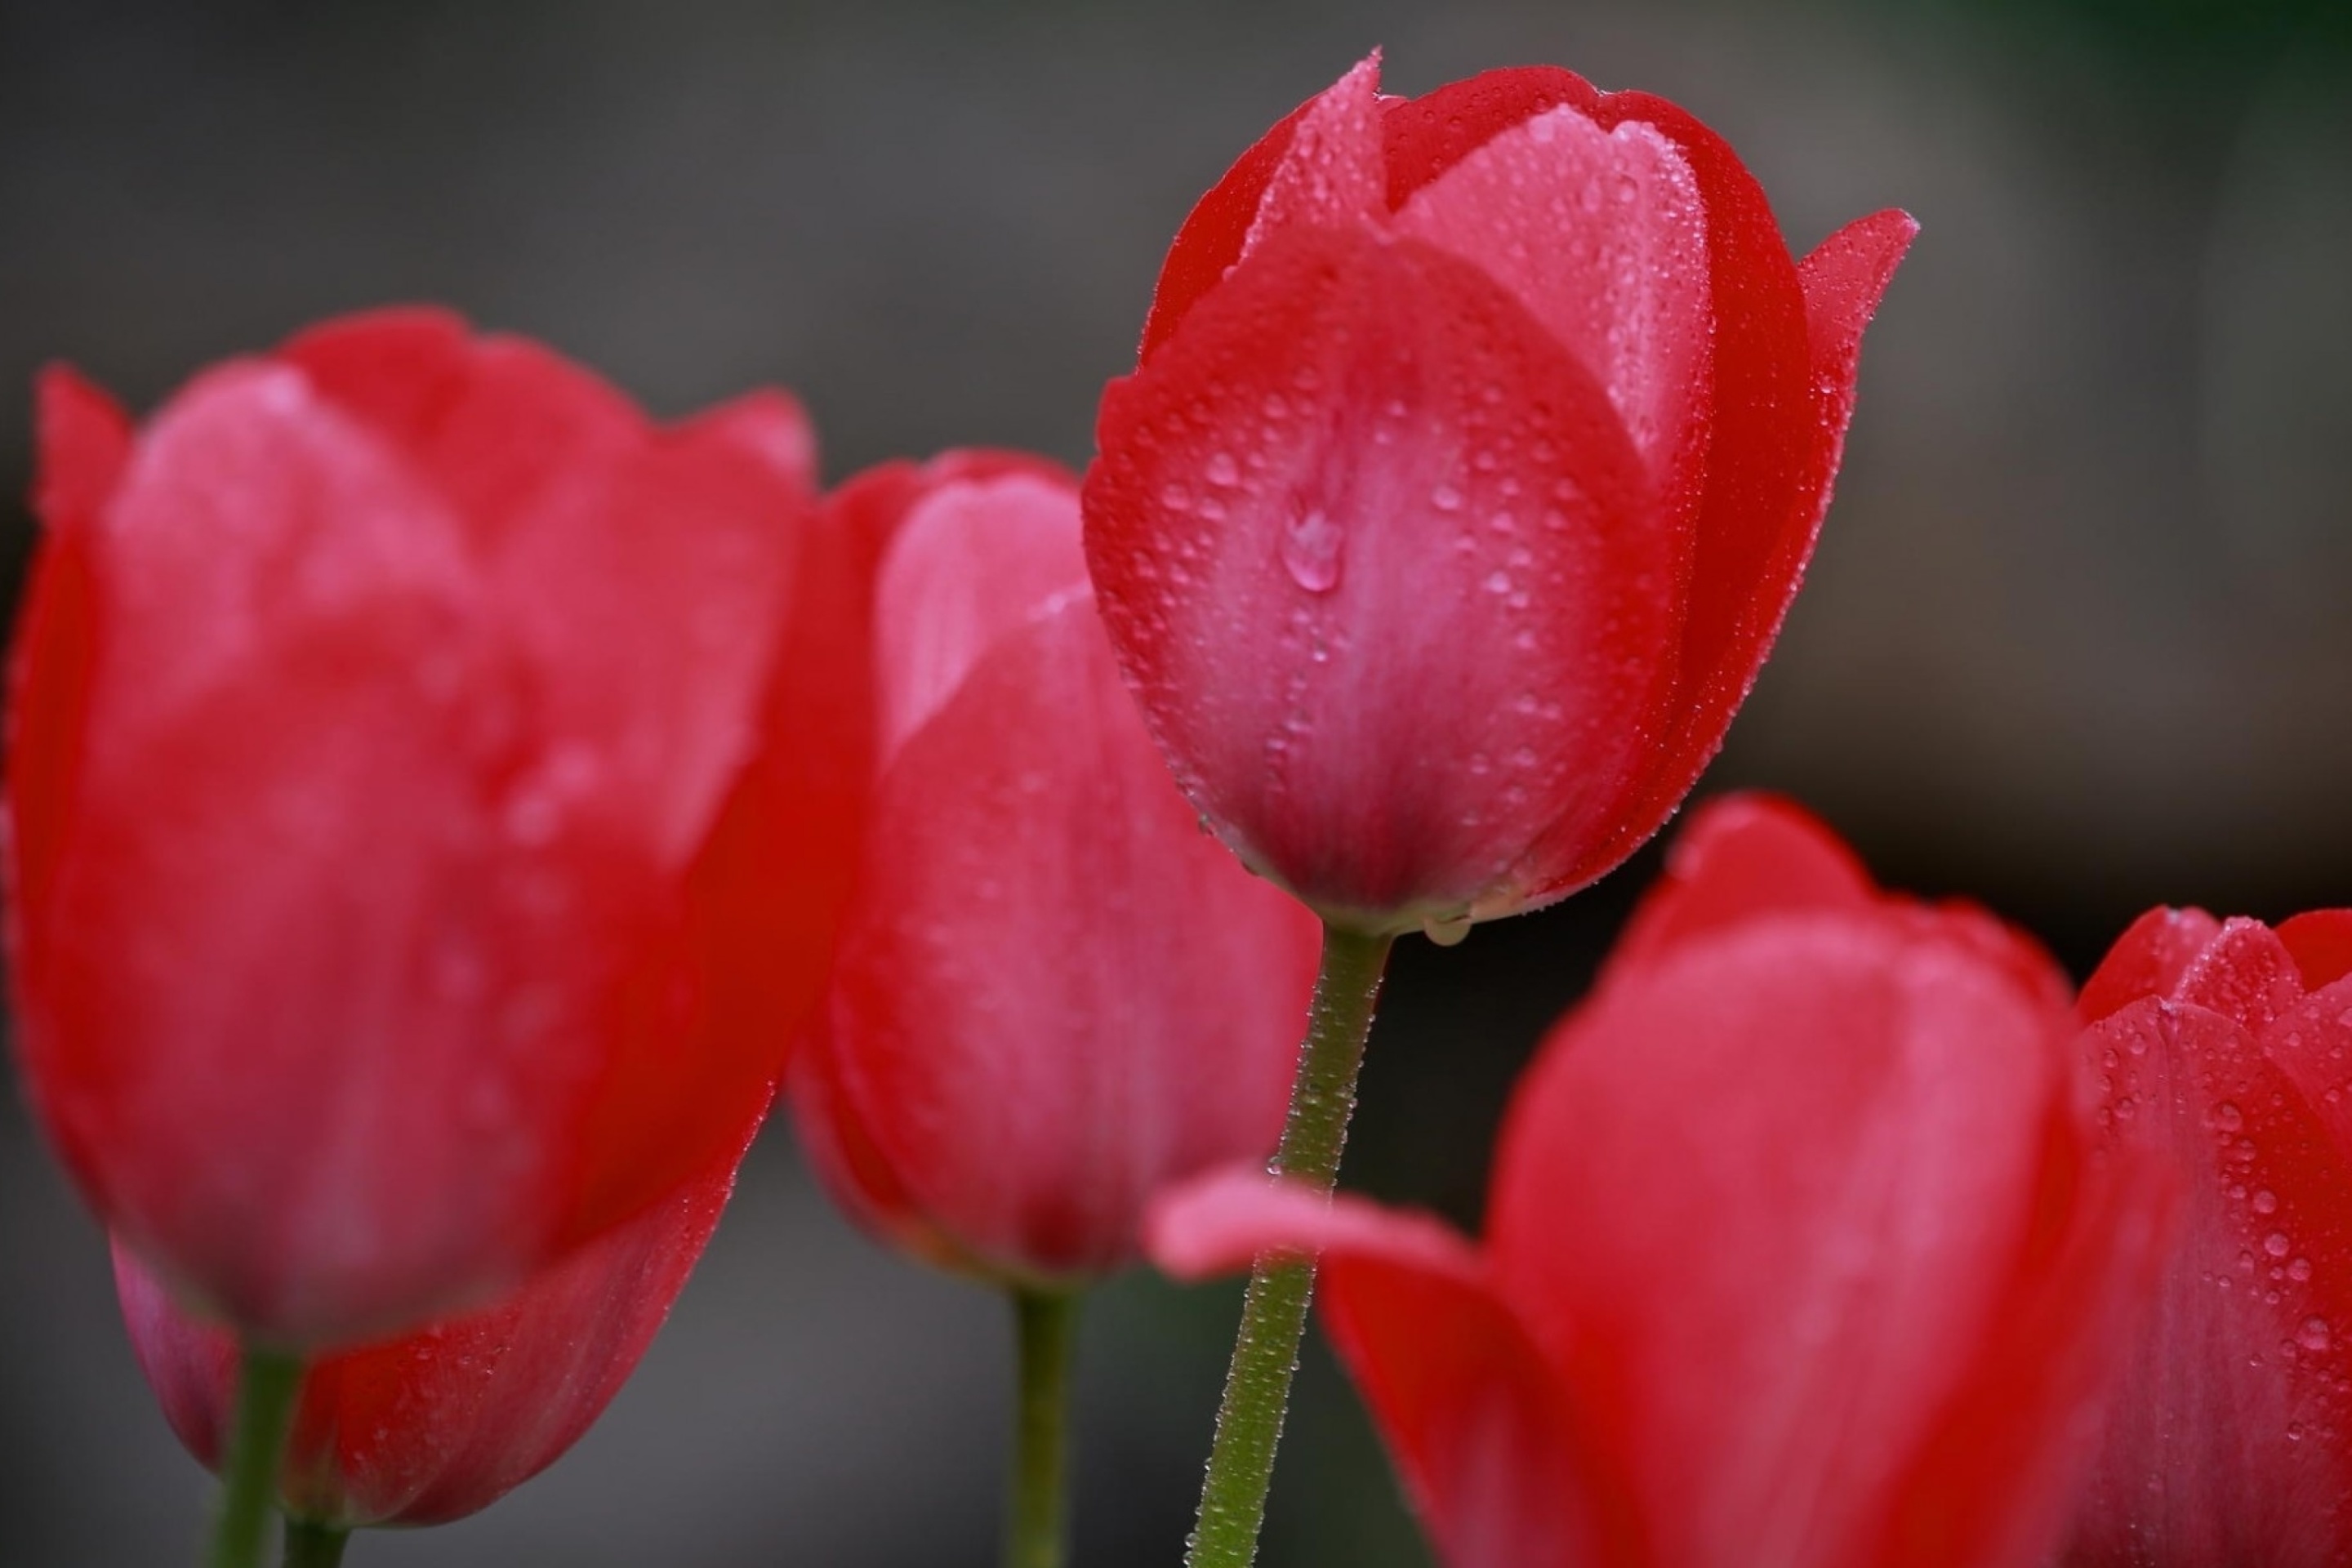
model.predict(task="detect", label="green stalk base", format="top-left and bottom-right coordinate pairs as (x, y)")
top-left (1184, 923), bottom-right (1394, 1568)
top-left (1006, 1288), bottom-right (1082, 1568)
top-left (206, 1344), bottom-right (303, 1568)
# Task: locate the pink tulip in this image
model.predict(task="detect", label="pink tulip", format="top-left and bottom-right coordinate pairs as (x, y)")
top-left (790, 454), bottom-right (1322, 1283)
top-left (1152, 796), bottom-right (2168, 1567)
top-left (2065, 906), bottom-right (2352, 1566)
top-left (6, 310), bottom-right (866, 1347)
top-left (1085, 57), bottom-right (1915, 933)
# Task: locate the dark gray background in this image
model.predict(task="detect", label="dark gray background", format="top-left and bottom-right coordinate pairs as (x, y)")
top-left (2, 0), bottom-right (2349, 1561)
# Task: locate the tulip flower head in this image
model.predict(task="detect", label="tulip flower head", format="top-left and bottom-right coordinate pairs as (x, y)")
top-left (1152, 796), bottom-right (2168, 1568)
top-left (6, 310), bottom-right (866, 1348)
top-left (2066, 906), bottom-right (2352, 1566)
top-left (1085, 56), bottom-right (1917, 935)
top-left (790, 454), bottom-right (1322, 1285)
top-left (114, 1132), bottom-right (749, 1530)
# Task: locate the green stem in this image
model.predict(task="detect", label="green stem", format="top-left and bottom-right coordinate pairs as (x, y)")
top-left (281, 1519), bottom-right (351, 1568)
top-left (206, 1344), bottom-right (303, 1568)
top-left (1005, 1288), bottom-right (1082, 1568)
top-left (1185, 922), bottom-right (1394, 1568)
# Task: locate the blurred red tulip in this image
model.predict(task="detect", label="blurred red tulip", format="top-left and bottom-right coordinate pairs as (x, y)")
top-left (789, 454), bottom-right (1322, 1285)
top-left (1152, 796), bottom-right (2167, 1568)
top-left (2065, 906), bottom-right (2352, 1566)
top-left (1085, 56), bottom-right (1916, 934)
top-left (6, 309), bottom-right (866, 1348)
top-left (114, 1130), bottom-right (749, 1530)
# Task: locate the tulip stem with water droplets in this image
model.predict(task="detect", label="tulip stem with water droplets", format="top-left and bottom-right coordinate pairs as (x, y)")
top-left (1007, 1288), bottom-right (1082, 1568)
top-left (282, 1519), bottom-right (350, 1568)
top-left (206, 1344), bottom-right (302, 1568)
top-left (1186, 923), bottom-right (1394, 1568)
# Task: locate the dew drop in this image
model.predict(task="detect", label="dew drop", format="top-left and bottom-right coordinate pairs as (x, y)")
top-left (1281, 506), bottom-right (1343, 593)
top-left (1423, 912), bottom-right (1472, 947)
top-left (2268, 1232), bottom-right (2294, 1258)
top-left (2216, 1102), bottom-right (2246, 1133)
top-left (1431, 484), bottom-right (1464, 513)
top-left (2304, 1317), bottom-right (2335, 1353)
top-left (1160, 483), bottom-right (1194, 513)
top-left (2255, 1190), bottom-right (2280, 1215)
top-left (2292, 1257), bottom-right (2315, 1281)
top-left (1206, 452), bottom-right (1241, 487)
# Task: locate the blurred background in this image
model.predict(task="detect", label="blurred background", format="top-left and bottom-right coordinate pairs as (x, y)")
top-left (2, 0), bottom-right (2349, 1561)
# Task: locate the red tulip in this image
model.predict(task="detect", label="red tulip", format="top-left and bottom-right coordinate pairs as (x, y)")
top-left (2065, 906), bottom-right (2352, 1566)
top-left (6, 309), bottom-right (866, 1348)
top-left (789, 454), bottom-right (1322, 1284)
top-left (1084, 56), bottom-right (1917, 933)
top-left (1151, 796), bottom-right (2168, 1568)
top-left (113, 1129), bottom-right (748, 1530)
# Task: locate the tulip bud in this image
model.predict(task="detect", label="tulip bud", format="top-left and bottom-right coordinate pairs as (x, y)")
top-left (1152, 796), bottom-right (2168, 1568)
top-left (2065, 906), bottom-right (2352, 1566)
top-left (6, 310), bottom-right (866, 1348)
top-left (1084, 56), bottom-right (1917, 935)
top-left (791, 454), bottom-right (1322, 1285)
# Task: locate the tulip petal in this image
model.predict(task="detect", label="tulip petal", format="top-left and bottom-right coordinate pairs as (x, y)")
top-left (277, 307), bottom-right (474, 457)
top-left (1139, 55), bottom-right (1380, 360)
top-left (1394, 105), bottom-right (1712, 501)
top-left (2069, 996), bottom-right (2352, 1566)
top-left (871, 470), bottom-right (1089, 758)
top-left (1144, 1166), bottom-right (1478, 1282)
top-left (32, 363), bottom-right (134, 536)
top-left (7, 368), bottom-right (128, 969)
top-left (2175, 917), bottom-right (2306, 1035)
top-left (1088, 221), bottom-right (1671, 924)
top-left (1147, 1171), bottom-right (1628, 1568)
top-left (1864, 1094), bottom-right (2172, 1568)
top-left (672, 386), bottom-right (819, 492)
top-left (1796, 209), bottom-right (1921, 474)
top-left (1607, 793), bottom-right (1875, 969)
top-left (2078, 906), bottom-right (2225, 1024)
top-left (2278, 911), bottom-right (2352, 991)
top-left (1379, 66), bottom-right (1600, 210)
top-left (1238, 52), bottom-right (1387, 258)
top-left (116, 1127), bottom-right (746, 1528)
top-left (1535, 95), bottom-right (1862, 899)
top-left (1490, 913), bottom-right (2084, 1566)
top-left (814, 601), bottom-right (1319, 1280)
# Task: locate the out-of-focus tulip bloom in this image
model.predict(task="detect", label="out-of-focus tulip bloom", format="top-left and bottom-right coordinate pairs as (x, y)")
top-left (2065, 906), bottom-right (2352, 1566)
top-left (6, 310), bottom-right (866, 1348)
top-left (114, 1130), bottom-right (749, 1530)
top-left (790, 455), bottom-right (1322, 1285)
top-left (1085, 56), bottom-right (1917, 934)
top-left (1152, 796), bottom-right (2167, 1568)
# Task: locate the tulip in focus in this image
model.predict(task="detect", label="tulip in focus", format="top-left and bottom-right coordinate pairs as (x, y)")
top-left (1085, 56), bottom-right (1918, 934)
top-left (790, 452), bottom-right (1323, 1285)
top-left (2065, 906), bottom-right (2352, 1566)
top-left (1152, 796), bottom-right (2169, 1568)
top-left (5, 309), bottom-right (867, 1350)
top-left (114, 1130), bottom-right (751, 1544)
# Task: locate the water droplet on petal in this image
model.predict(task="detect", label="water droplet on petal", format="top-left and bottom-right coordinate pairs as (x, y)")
top-left (2268, 1232), bottom-right (2293, 1258)
top-left (1422, 913), bottom-right (1472, 947)
top-left (1206, 452), bottom-right (1241, 487)
top-left (1281, 506), bottom-right (1343, 593)
top-left (2255, 1190), bottom-right (2280, 1215)
top-left (2304, 1316), bottom-right (2334, 1353)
